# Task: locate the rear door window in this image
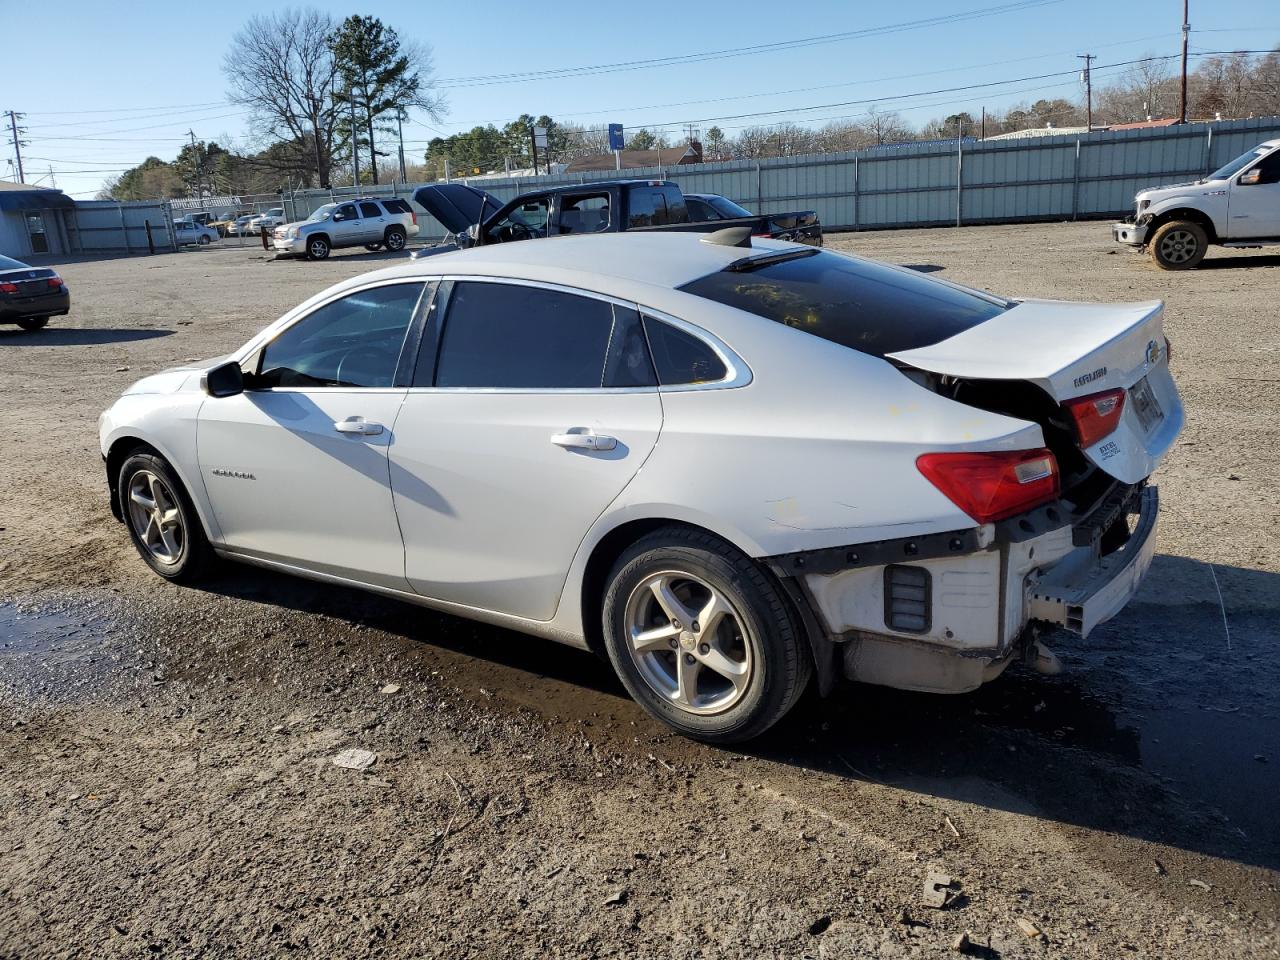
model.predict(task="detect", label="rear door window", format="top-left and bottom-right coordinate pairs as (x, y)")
top-left (433, 282), bottom-right (646, 389)
top-left (558, 194), bottom-right (611, 234)
top-left (677, 250), bottom-right (1009, 358)
top-left (359, 202), bottom-right (382, 218)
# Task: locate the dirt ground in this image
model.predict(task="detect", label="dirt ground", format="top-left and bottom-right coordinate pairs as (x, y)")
top-left (1, 224), bottom-right (1278, 959)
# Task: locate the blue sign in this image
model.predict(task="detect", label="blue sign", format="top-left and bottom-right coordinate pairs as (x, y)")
top-left (608, 123), bottom-right (624, 152)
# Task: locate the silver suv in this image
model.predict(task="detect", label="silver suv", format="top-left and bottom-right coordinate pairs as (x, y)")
top-left (272, 197), bottom-right (420, 260)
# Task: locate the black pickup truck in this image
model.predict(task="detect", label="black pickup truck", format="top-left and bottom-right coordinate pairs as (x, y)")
top-left (413, 179), bottom-right (821, 251)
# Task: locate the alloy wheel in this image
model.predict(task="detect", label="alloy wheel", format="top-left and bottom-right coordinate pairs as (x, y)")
top-left (1158, 229), bottom-right (1198, 264)
top-left (125, 470), bottom-right (185, 565)
top-left (623, 571), bottom-right (754, 715)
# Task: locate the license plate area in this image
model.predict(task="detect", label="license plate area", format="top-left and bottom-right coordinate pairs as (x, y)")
top-left (1130, 376), bottom-right (1163, 433)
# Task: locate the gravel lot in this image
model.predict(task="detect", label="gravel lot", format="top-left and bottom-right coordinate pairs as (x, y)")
top-left (1, 224), bottom-right (1278, 958)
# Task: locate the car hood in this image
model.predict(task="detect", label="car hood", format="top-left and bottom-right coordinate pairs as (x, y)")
top-left (1136, 179), bottom-right (1220, 203)
top-left (413, 183), bottom-right (501, 234)
top-left (122, 356), bottom-right (229, 396)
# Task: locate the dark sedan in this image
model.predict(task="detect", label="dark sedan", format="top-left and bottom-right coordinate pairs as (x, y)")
top-left (0, 254), bottom-right (70, 331)
top-left (684, 193), bottom-right (823, 246)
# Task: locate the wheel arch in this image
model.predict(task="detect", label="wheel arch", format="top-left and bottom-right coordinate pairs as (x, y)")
top-left (1146, 206), bottom-right (1218, 243)
top-left (576, 515), bottom-right (826, 690)
top-left (104, 433), bottom-right (218, 541)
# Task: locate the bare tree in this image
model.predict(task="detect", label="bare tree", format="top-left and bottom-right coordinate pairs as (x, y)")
top-left (863, 107), bottom-right (911, 146)
top-left (224, 8), bottom-right (341, 187)
top-left (1097, 56), bottom-right (1179, 123)
top-left (1192, 53), bottom-right (1256, 119)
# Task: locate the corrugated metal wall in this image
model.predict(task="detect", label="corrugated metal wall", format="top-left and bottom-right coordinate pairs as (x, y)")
top-left (285, 116), bottom-right (1280, 242)
top-left (66, 201), bottom-right (177, 254)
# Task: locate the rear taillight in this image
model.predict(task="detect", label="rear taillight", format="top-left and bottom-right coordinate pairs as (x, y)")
top-left (410, 212), bottom-right (418, 225)
top-left (916, 448), bottom-right (1060, 524)
top-left (0, 282), bottom-right (17, 293)
top-left (1064, 388), bottom-right (1125, 448)
top-left (47, 277), bottom-right (64, 289)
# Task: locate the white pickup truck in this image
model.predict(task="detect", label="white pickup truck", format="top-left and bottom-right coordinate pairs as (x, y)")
top-left (1112, 138), bottom-right (1280, 269)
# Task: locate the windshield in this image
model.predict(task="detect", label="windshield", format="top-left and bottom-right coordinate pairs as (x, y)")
top-left (708, 196), bottom-right (754, 219)
top-left (678, 249), bottom-right (1009, 358)
top-left (306, 204), bottom-right (336, 222)
top-left (1208, 146), bottom-right (1269, 182)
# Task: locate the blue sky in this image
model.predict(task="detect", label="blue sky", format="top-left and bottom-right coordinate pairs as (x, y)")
top-left (1, 0), bottom-right (1272, 197)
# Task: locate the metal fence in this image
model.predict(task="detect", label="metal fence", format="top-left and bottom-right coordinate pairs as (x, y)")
top-left (65, 200), bottom-right (177, 254)
top-left (283, 116), bottom-right (1280, 242)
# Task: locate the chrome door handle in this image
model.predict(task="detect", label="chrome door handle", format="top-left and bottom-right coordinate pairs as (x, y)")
top-left (334, 416), bottom-right (384, 436)
top-left (551, 428), bottom-right (616, 452)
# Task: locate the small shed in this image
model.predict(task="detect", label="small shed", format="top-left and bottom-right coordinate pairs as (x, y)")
top-left (0, 181), bottom-right (75, 258)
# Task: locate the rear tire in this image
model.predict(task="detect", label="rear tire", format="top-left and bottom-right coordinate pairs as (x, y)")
top-left (16, 316), bottom-right (48, 332)
top-left (306, 236), bottom-right (331, 260)
top-left (118, 452), bottom-right (215, 584)
top-left (1149, 220), bottom-right (1207, 270)
top-left (198, 235), bottom-right (211, 246)
top-left (384, 227), bottom-right (407, 252)
top-left (602, 526), bottom-right (811, 743)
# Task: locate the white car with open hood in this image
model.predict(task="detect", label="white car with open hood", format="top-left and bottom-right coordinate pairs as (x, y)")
top-left (98, 229), bottom-right (1182, 742)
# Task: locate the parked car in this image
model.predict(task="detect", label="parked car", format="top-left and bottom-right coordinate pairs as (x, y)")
top-left (413, 180), bottom-right (822, 252)
top-left (685, 193), bottom-right (822, 245)
top-left (173, 220), bottom-right (219, 246)
top-left (225, 215), bottom-right (257, 237)
top-left (271, 197), bottom-right (420, 259)
top-left (1112, 138), bottom-right (1280, 269)
top-left (0, 254), bottom-right (69, 332)
top-left (99, 230), bottom-right (1181, 742)
top-left (247, 208), bottom-right (286, 235)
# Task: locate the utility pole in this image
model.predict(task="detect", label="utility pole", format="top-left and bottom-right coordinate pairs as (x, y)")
top-left (187, 129), bottom-right (204, 202)
top-left (395, 109), bottom-right (407, 183)
top-left (5, 110), bottom-right (26, 183)
top-left (1179, 0), bottom-right (1190, 123)
top-left (1078, 54), bottom-right (1095, 131)
top-left (529, 126), bottom-right (539, 177)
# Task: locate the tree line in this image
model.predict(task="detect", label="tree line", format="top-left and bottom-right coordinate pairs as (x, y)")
top-left (101, 39), bottom-right (1279, 200)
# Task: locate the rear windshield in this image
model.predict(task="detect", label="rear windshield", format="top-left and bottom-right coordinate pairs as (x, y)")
top-left (0, 255), bottom-right (28, 270)
top-left (677, 250), bottom-right (1009, 357)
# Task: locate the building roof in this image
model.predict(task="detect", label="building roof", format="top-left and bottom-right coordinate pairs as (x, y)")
top-left (983, 126), bottom-right (1090, 141)
top-left (564, 144), bottom-right (702, 173)
top-left (0, 180), bottom-right (74, 212)
top-left (1106, 118), bottom-right (1182, 130)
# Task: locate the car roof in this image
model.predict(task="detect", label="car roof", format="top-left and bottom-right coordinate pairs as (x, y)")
top-left (354, 232), bottom-right (781, 298)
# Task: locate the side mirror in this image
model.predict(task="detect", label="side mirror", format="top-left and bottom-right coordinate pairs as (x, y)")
top-left (1239, 168), bottom-right (1262, 186)
top-left (201, 360), bottom-right (244, 398)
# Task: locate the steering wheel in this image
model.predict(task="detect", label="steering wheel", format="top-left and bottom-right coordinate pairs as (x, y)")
top-left (335, 346), bottom-right (398, 387)
top-left (503, 222), bottom-right (533, 242)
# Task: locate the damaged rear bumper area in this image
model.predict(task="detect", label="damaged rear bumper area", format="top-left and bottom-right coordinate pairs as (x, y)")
top-left (767, 485), bottom-right (1159, 695)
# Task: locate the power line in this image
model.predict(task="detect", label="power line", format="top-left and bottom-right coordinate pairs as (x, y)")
top-left (435, 0), bottom-right (1064, 88)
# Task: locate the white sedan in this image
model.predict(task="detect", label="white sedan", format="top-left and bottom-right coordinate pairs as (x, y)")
top-left (99, 230), bottom-right (1182, 742)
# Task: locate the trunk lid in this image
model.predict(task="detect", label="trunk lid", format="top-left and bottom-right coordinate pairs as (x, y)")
top-left (412, 183), bottom-right (502, 235)
top-left (889, 298), bottom-right (1183, 484)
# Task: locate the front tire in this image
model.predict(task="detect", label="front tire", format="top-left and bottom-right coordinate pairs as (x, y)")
top-left (306, 236), bottom-right (331, 260)
top-left (198, 235), bottom-right (211, 246)
top-left (384, 227), bottom-right (406, 252)
top-left (118, 452), bottom-right (214, 583)
top-left (16, 316), bottom-right (48, 331)
top-left (1150, 220), bottom-right (1207, 270)
top-left (602, 527), bottom-right (811, 743)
